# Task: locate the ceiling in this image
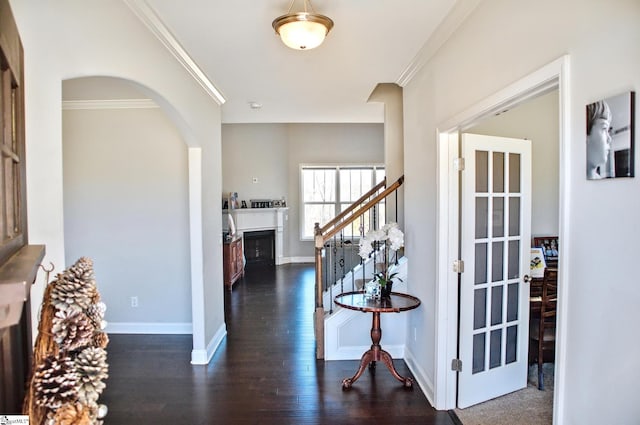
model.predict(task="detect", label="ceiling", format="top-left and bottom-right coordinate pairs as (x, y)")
top-left (67, 0), bottom-right (459, 124)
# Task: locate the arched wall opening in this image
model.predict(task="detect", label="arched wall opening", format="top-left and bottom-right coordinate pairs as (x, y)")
top-left (10, 1), bottom-right (225, 366)
top-left (56, 75), bottom-right (223, 364)
top-left (62, 76), bottom-right (193, 335)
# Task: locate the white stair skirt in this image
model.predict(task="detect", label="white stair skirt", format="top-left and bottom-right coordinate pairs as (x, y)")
top-left (324, 257), bottom-right (409, 360)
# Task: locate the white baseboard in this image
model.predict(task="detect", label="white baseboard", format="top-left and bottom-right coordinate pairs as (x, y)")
top-left (191, 323), bottom-right (227, 365)
top-left (325, 344), bottom-right (405, 361)
top-left (106, 322), bottom-right (192, 334)
top-left (404, 346), bottom-right (436, 405)
top-left (105, 321), bottom-right (225, 365)
top-left (281, 256), bottom-right (314, 264)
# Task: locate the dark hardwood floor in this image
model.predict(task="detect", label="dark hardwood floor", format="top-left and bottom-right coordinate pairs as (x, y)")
top-left (102, 264), bottom-right (457, 425)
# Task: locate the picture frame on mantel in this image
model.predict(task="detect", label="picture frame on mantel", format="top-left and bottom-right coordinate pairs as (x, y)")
top-left (586, 91), bottom-right (635, 180)
top-left (228, 192), bottom-right (238, 209)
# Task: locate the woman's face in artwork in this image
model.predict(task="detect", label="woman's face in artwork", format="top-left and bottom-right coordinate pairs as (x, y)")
top-left (587, 117), bottom-right (612, 169)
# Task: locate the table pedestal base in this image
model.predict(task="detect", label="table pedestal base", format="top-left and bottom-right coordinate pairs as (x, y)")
top-left (341, 347), bottom-right (414, 389)
top-left (341, 311), bottom-right (414, 389)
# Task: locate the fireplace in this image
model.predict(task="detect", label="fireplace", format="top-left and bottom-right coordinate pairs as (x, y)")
top-left (243, 230), bottom-right (275, 267)
top-left (223, 208), bottom-right (287, 266)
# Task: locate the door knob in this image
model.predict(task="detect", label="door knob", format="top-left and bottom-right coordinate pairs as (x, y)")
top-left (523, 275), bottom-right (532, 283)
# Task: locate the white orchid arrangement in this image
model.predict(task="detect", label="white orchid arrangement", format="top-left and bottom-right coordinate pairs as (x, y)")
top-left (358, 222), bottom-right (404, 289)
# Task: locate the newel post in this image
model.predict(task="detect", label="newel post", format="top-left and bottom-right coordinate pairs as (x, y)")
top-left (314, 222), bottom-right (325, 359)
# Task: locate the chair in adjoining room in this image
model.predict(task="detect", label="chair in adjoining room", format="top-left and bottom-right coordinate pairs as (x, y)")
top-left (529, 268), bottom-right (557, 390)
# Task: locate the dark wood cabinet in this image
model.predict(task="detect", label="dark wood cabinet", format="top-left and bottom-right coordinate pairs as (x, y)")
top-left (223, 237), bottom-right (244, 289)
top-left (0, 245), bottom-right (45, 413)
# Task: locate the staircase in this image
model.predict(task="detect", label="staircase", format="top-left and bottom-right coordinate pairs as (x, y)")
top-left (313, 175), bottom-right (404, 359)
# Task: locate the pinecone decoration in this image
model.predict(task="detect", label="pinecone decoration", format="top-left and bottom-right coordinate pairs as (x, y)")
top-left (75, 347), bottom-right (109, 405)
top-left (33, 354), bottom-right (79, 409)
top-left (50, 258), bottom-right (97, 313)
top-left (52, 309), bottom-right (95, 352)
top-left (92, 332), bottom-right (110, 349)
top-left (48, 403), bottom-right (92, 425)
top-left (67, 257), bottom-right (96, 285)
top-left (86, 301), bottom-right (107, 330)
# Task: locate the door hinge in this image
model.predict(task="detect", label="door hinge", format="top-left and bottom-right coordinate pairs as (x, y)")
top-left (453, 259), bottom-right (464, 273)
top-left (453, 157), bottom-right (465, 171)
top-left (451, 358), bottom-right (463, 372)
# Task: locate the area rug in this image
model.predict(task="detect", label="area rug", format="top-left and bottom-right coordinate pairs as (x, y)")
top-left (452, 364), bottom-right (554, 425)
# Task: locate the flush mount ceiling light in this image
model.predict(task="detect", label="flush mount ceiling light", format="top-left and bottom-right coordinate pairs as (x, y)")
top-left (272, 0), bottom-right (334, 50)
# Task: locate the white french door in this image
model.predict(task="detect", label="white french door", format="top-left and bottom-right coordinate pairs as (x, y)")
top-left (457, 133), bottom-right (532, 408)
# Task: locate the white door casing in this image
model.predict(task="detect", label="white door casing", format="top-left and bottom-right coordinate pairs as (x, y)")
top-left (457, 133), bottom-right (532, 408)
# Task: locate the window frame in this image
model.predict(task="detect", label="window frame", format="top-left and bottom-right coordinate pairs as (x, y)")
top-left (0, 32), bottom-right (27, 266)
top-left (299, 164), bottom-right (385, 241)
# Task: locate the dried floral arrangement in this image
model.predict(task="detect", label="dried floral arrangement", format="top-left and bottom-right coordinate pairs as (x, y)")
top-left (24, 257), bottom-right (109, 425)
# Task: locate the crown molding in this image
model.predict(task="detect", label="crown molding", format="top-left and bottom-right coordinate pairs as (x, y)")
top-left (396, 0), bottom-right (482, 87)
top-left (62, 99), bottom-right (159, 110)
top-left (122, 0), bottom-right (226, 105)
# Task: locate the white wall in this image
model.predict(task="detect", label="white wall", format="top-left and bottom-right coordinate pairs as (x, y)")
top-left (403, 0), bottom-right (640, 423)
top-left (222, 124), bottom-right (289, 204)
top-left (63, 105), bottom-right (191, 330)
top-left (10, 0), bottom-right (225, 362)
top-left (469, 90), bottom-right (559, 236)
top-left (368, 83), bottom-right (405, 229)
top-left (222, 123), bottom-right (384, 260)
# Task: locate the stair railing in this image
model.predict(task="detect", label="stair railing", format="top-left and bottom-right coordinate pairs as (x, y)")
top-left (313, 175), bottom-right (404, 358)
top-left (318, 177), bottom-right (387, 236)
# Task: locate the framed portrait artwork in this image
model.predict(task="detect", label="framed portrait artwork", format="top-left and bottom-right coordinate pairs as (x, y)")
top-left (586, 91), bottom-right (635, 180)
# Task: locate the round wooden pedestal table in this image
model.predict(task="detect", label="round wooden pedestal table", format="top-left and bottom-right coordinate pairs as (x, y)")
top-left (333, 291), bottom-right (421, 389)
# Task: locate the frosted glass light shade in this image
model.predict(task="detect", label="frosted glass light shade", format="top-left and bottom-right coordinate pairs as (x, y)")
top-left (279, 19), bottom-right (326, 50)
top-left (273, 12), bottom-right (334, 50)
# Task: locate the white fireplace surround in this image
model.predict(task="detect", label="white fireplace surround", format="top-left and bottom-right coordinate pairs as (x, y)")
top-left (223, 208), bottom-right (287, 265)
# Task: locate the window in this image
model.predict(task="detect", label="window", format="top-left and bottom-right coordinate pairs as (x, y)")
top-left (300, 165), bottom-right (385, 239)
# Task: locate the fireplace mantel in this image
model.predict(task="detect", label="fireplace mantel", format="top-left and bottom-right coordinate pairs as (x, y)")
top-left (223, 208), bottom-right (287, 265)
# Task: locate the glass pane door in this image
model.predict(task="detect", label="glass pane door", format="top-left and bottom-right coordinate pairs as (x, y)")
top-left (458, 133), bottom-right (532, 408)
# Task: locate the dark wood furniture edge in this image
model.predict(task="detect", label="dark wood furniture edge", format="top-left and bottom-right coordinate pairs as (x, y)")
top-left (223, 237), bottom-right (244, 289)
top-left (334, 291), bottom-right (421, 313)
top-left (0, 244), bottom-right (46, 329)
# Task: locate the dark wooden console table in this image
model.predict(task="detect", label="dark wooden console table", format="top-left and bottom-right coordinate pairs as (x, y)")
top-left (333, 291), bottom-right (421, 389)
top-left (223, 236), bottom-right (244, 289)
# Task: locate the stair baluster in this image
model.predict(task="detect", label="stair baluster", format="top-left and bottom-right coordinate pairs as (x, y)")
top-left (313, 175), bottom-right (404, 359)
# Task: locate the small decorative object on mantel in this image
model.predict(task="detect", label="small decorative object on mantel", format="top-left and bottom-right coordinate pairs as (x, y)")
top-left (273, 197), bottom-right (286, 207)
top-left (228, 192), bottom-right (239, 209)
top-left (358, 223), bottom-right (404, 300)
top-left (24, 257), bottom-right (109, 425)
top-left (250, 199), bottom-right (274, 208)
